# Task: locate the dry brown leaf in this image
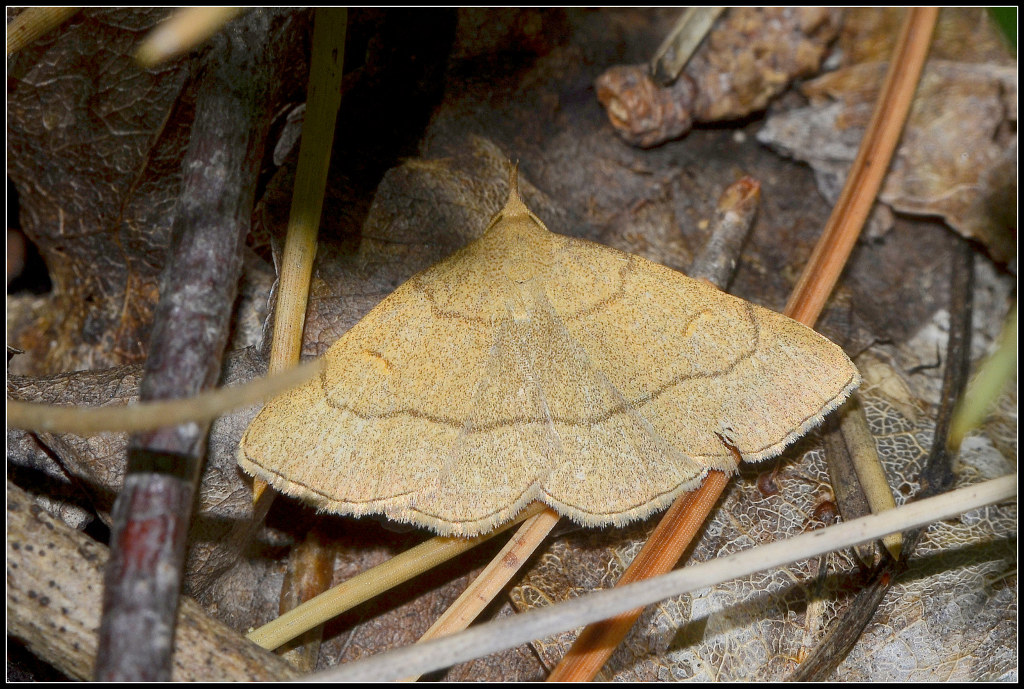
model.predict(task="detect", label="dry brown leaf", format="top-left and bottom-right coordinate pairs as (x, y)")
top-left (758, 8), bottom-right (1016, 262)
top-left (6, 350), bottom-right (270, 594)
top-left (6, 8), bottom-right (188, 373)
top-left (838, 7), bottom-right (1015, 66)
top-left (6, 8), bottom-right (311, 375)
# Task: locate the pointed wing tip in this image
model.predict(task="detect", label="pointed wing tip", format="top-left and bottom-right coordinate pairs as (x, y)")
top-left (736, 364), bottom-right (862, 464)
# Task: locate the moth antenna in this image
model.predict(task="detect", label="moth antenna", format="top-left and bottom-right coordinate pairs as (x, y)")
top-left (504, 161), bottom-right (529, 216)
top-left (508, 160), bottom-right (521, 198)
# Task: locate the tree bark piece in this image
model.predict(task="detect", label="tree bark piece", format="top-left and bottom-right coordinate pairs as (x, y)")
top-left (7, 481), bottom-right (298, 681)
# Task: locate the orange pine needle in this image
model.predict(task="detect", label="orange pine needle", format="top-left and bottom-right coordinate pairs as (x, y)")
top-left (547, 470), bottom-right (730, 681)
top-left (547, 7), bottom-right (938, 681)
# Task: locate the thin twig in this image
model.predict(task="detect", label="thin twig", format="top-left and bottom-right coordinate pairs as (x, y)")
top-left (317, 474), bottom-right (1017, 682)
top-left (401, 506), bottom-right (562, 681)
top-left (783, 7), bottom-right (939, 324)
top-left (253, 8), bottom-right (347, 671)
top-left (686, 176), bottom-right (760, 288)
top-left (252, 7), bottom-right (347, 505)
top-left (822, 403), bottom-right (886, 568)
top-left (93, 10), bottom-right (305, 681)
top-left (246, 502), bottom-right (547, 651)
top-left (6, 7), bottom-right (80, 56)
top-left (548, 7), bottom-right (939, 680)
top-left (838, 395), bottom-right (901, 560)
top-left (547, 471), bottom-right (732, 681)
top-left (278, 527), bottom-right (336, 672)
top-left (135, 7), bottom-right (245, 68)
top-left (649, 7), bottom-right (725, 85)
top-left (6, 360), bottom-right (322, 435)
top-left (949, 304), bottom-right (1016, 450)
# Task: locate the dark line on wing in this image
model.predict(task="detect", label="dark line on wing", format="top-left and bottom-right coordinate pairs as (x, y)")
top-left (561, 252), bottom-right (632, 320)
top-left (323, 302), bottom-right (763, 432)
top-left (248, 369), bottom-right (858, 518)
top-left (413, 245), bottom-right (635, 324)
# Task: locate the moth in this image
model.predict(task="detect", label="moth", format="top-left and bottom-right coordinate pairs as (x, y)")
top-left (239, 170), bottom-right (859, 536)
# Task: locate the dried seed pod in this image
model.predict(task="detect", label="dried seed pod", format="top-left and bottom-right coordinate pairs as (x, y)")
top-left (594, 65), bottom-right (698, 148)
top-left (597, 8), bottom-right (843, 148)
